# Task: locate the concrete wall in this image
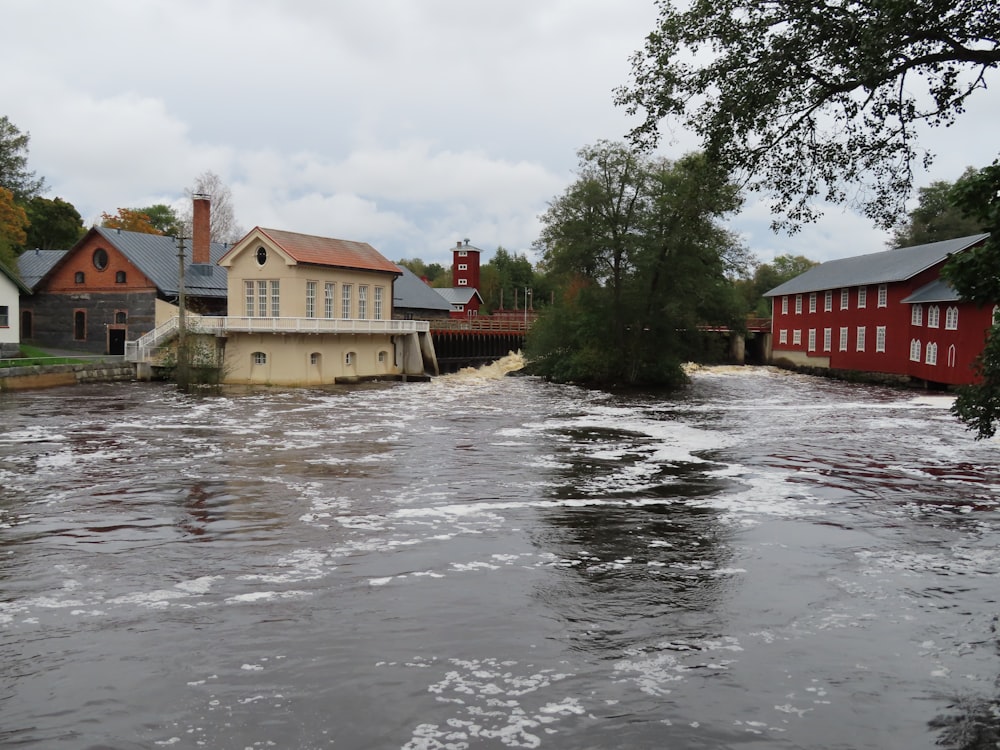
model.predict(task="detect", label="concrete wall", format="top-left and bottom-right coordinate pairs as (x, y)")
top-left (0, 362), bottom-right (135, 391)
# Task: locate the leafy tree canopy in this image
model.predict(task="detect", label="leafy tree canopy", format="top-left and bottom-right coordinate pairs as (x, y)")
top-left (891, 169), bottom-right (988, 247)
top-left (616, 0), bottom-right (1000, 232)
top-left (738, 254), bottom-right (819, 316)
top-left (101, 207), bottom-right (163, 235)
top-left (23, 196), bottom-right (85, 250)
top-left (527, 141), bottom-right (749, 386)
top-left (0, 187), bottom-right (28, 269)
top-left (139, 204), bottom-right (183, 236)
top-left (0, 115), bottom-right (45, 201)
top-left (397, 258), bottom-right (448, 284)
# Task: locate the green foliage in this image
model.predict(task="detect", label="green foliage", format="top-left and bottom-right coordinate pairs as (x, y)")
top-left (397, 258), bottom-right (447, 284)
top-left (738, 254), bottom-right (819, 316)
top-left (0, 115), bottom-right (44, 200)
top-left (23, 196), bottom-right (85, 250)
top-left (616, 0), bottom-right (1000, 231)
top-left (891, 170), bottom-right (987, 247)
top-left (138, 204), bottom-right (183, 236)
top-left (482, 246), bottom-right (536, 312)
top-left (527, 142), bottom-right (747, 387)
top-left (941, 161), bottom-right (1000, 439)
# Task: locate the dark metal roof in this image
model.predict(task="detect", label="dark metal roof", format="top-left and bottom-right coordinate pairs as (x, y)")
top-left (764, 233), bottom-right (989, 297)
top-left (901, 279), bottom-right (961, 304)
top-left (437, 287), bottom-right (484, 306)
top-left (393, 265), bottom-right (451, 312)
top-left (95, 227), bottom-right (229, 297)
top-left (16, 249), bottom-right (66, 291)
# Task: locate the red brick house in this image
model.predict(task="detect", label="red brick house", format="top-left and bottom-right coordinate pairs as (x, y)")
top-left (21, 197), bottom-right (227, 355)
top-left (764, 233), bottom-right (993, 386)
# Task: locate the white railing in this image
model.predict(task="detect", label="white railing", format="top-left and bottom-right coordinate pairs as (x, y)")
top-left (126, 315), bottom-right (429, 362)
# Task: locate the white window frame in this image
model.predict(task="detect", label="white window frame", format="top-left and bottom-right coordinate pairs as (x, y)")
top-left (911, 304), bottom-right (922, 326)
top-left (840, 289), bottom-right (849, 310)
top-left (458, 263), bottom-right (468, 271)
top-left (252, 351), bottom-right (267, 365)
top-left (792, 329), bottom-right (802, 346)
top-left (358, 285), bottom-right (368, 319)
top-left (341, 284), bottom-right (352, 319)
top-left (910, 339), bottom-right (921, 362)
top-left (856, 326), bottom-right (866, 352)
top-left (257, 280), bottom-right (268, 317)
top-left (807, 329), bottom-right (816, 351)
top-left (945, 306), bottom-right (959, 330)
top-left (458, 279), bottom-right (468, 286)
top-left (779, 329), bottom-right (788, 345)
top-left (795, 294), bottom-right (802, 314)
top-left (857, 287), bottom-right (867, 309)
top-left (324, 282), bottom-right (335, 318)
top-left (877, 284), bottom-right (887, 308)
top-left (374, 287), bottom-right (384, 320)
top-left (823, 328), bottom-right (832, 351)
top-left (781, 296), bottom-right (788, 315)
top-left (808, 292), bottom-right (817, 313)
top-left (839, 327), bottom-right (848, 352)
top-left (876, 326), bottom-right (886, 353)
top-left (927, 305), bottom-right (940, 328)
top-left (306, 281), bottom-right (317, 318)
top-left (270, 280), bottom-right (280, 317)
top-left (925, 342), bottom-right (938, 366)
top-left (824, 290), bottom-right (832, 312)
top-left (245, 280), bottom-right (255, 317)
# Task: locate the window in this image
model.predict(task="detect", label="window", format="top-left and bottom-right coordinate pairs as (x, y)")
top-left (794, 294), bottom-right (802, 314)
top-left (945, 306), bottom-right (959, 330)
top-left (358, 285), bottom-right (368, 319)
top-left (824, 290), bottom-right (832, 312)
top-left (911, 304), bottom-right (923, 326)
top-left (345, 351), bottom-right (355, 365)
top-left (779, 329), bottom-right (788, 345)
top-left (115, 271), bottom-right (126, 283)
top-left (257, 280), bottom-right (267, 316)
top-left (807, 329), bottom-right (816, 351)
top-left (857, 287), bottom-right (867, 308)
top-left (341, 284), bottom-right (352, 319)
top-left (245, 281), bottom-right (255, 317)
top-left (310, 352), bottom-right (320, 365)
top-left (948, 345), bottom-right (957, 368)
top-left (0, 305), bottom-right (8, 327)
top-left (74, 310), bottom-right (86, 341)
top-left (270, 280), bottom-right (280, 317)
top-left (306, 281), bottom-right (317, 318)
top-left (927, 305), bottom-right (940, 328)
top-left (252, 351), bottom-right (267, 365)
top-left (781, 296), bottom-right (788, 315)
top-left (856, 326), bottom-right (866, 352)
top-left (910, 339), bottom-right (922, 362)
top-left (255, 246), bottom-right (267, 266)
top-left (458, 250), bottom-right (467, 257)
top-left (792, 329), bottom-right (802, 345)
top-left (93, 248), bottom-right (109, 270)
top-left (458, 278), bottom-right (468, 286)
top-left (877, 284), bottom-right (887, 307)
top-left (374, 287), bottom-right (384, 320)
top-left (876, 326), bottom-right (886, 353)
top-left (74, 271), bottom-right (85, 284)
top-left (808, 293), bottom-right (817, 313)
top-left (458, 263), bottom-right (468, 271)
top-left (925, 342), bottom-right (938, 366)
top-left (840, 289), bottom-right (849, 310)
top-left (378, 350), bottom-right (387, 363)
top-left (114, 311), bottom-right (127, 324)
top-left (823, 328), bottom-right (832, 351)
top-left (839, 327), bottom-right (848, 351)
top-left (325, 283), bottom-right (335, 318)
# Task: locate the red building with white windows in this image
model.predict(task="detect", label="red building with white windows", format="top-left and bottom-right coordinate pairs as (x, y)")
top-left (764, 234), bottom-right (993, 386)
top-left (440, 239), bottom-right (484, 319)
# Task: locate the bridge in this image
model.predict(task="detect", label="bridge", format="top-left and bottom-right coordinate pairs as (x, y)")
top-left (428, 316), bottom-right (534, 372)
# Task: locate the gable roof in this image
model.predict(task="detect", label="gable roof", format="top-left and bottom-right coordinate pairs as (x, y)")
top-left (93, 227), bottom-right (229, 297)
top-left (437, 287), bottom-right (484, 306)
top-left (764, 233), bottom-right (989, 297)
top-left (232, 227), bottom-right (401, 275)
top-left (16, 249), bottom-right (66, 291)
top-left (1, 258), bottom-right (31, 295)
top-left (393, 265), bottom-right (451, 312)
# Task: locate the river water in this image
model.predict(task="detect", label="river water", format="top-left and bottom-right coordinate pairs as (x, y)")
top-left (2, 363), bottom-right (1000, 750)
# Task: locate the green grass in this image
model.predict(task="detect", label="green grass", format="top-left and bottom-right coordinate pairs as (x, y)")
top-left (0, 345), bottom-right (86, 368)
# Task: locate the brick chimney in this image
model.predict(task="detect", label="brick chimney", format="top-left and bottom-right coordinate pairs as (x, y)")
top-left (192, 194), bottom-right (210, 264)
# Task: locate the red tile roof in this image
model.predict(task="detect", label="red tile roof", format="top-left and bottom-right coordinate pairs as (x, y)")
top-left (257, 227), bottom-right (400, 275)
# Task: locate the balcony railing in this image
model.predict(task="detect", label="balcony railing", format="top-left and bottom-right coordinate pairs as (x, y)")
top-left (125, 315), bottom-right (429, 362)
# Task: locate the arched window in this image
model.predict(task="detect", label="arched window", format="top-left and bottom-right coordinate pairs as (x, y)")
top-left (925, 342), bottom-right (938, 366)
top-left (310, 352), bottom-right (321, 366)
top-left (927, 305), bottom-right (940, 328)
top-left (345, 351), bottom-right (356, 366)
top-left (909, 339), bottom-right (921, 362)
top-left (911, 304), bottom-right (923, 326)
top-left (948, 345), bottom-right (957, 368)
top-left (252, 351), bottom-right (267, 365)
top-left (945, 306), bottom-right (959, 330)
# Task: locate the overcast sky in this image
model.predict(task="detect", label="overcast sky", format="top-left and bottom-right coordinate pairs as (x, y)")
top-left (4, 0), bottom-right (998, 268)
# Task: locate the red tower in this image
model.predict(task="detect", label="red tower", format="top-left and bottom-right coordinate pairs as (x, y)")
top-left (452, 239), bottom-right (481, 290)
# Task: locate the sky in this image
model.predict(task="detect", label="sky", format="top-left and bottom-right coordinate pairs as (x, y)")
top-left (3, 0), bottom-right (999, 269)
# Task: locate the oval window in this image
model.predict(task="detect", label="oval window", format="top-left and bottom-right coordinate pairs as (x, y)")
top-left (255, 247), bottom-right (267, 266)
top-left (93, 248), bottom-right (109, 270)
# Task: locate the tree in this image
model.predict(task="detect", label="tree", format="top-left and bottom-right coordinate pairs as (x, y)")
top-left (23, 196), bottom-right (85, 250)
top-left (615, 0), bottom-right (1000, 232)
top-left (101, 208), bottom-right (163, 235)
top-left (397, 258), bottom-right (447, 284)
top-left (0, 187), bottom-right (29, 269)
top-left (527, 142), bottom-right (747, 386)
top-left (138, 204), bottom-right (183, 236)
top-left (484, 246), bottom-right (535, 311)
top-left (183, 171), bottom-right (242, 243)
top-left (891, 169), bottom-right (988, 247)
top-left (0, 115), bottom-right (45, 200)
top-left (739, 254), bottom-right (819, 316)
top-left (939, 161), bottom-right (1000, 438)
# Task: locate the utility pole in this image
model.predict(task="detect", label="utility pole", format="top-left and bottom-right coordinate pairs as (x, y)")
top-left (176, 235), bottom-right (189, 390)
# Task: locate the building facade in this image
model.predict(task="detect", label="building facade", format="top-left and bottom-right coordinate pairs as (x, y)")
top-left (765, 234), bottom-right (992, 386)
top-left (0, 260), bottom-right (30, 357)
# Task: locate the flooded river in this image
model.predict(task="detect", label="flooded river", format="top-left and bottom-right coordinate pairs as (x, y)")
top-left (2, 364), bottom-right (999, 749)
